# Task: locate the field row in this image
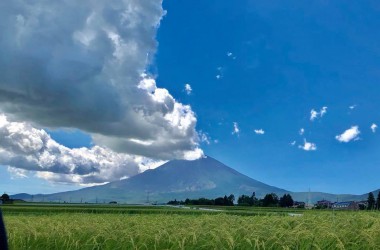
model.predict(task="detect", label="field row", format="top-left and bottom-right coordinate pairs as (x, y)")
top-left (2, 204), bottom-right (380, 249)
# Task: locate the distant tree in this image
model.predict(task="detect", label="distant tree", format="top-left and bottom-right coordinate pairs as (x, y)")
top-left (237, 195), bottom-right (252, 206)
top-left (251, 192), bottom-right (258, 206)
top-left (223, 195), bottom-right (229, 205)
top-left (262, 193), bottom-right (279, 207)
top-left (167, 199), bottom-right (183, 205)
top-left (0, 193), bottom-right (9, 202)
top-left (279, 194), bottom-right (294, 207)
top-left (377, 192), bottom-right (380, 210)
top-left (237, 192), bottom-right (259, 206)
top-left (358, 204), bottom-right (366, 210)
top-left (279, 195), bottom-right (286, 207)
top-left (214, 197), bottom-right (225, 206)
top-left (227, 194), bottom-right (235, 206)
top-left (367, 192), bottom-right (376, 210)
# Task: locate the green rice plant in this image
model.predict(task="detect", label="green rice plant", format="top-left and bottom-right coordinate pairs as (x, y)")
top-left (3, 205), bottom-right (380, 249)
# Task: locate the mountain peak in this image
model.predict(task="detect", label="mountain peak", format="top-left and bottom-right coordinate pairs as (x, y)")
top-left (12, 156), bottom-right (289, 203)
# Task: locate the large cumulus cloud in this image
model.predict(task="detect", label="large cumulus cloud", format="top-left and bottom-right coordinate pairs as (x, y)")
top-left (0, 114), bottom-right (167, 184)
top-left (0, 0), bottom-right (203, 184)
top-left (0, 0), bottom-right (202, 158)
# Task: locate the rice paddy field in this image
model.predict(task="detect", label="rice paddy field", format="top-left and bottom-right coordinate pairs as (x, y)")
top-left (2, 204), bottom-right (380, 249)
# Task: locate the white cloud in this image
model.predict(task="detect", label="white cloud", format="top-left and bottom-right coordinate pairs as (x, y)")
top-left (0, 114), bottom-right (167, 185)
top-left (183, 148), bottom-right (204, 161)
top-left (199, 131), bottom-right (211, 145)
top-left (7, 166), bottom-right (28, 179)
top-left (184, 83), bottom-right (192, 95)
top-left (310, 109), bottom-right (318, 121)
top-left (298, 139), bottom-right (317, 151)
top-left (299, 128), bottom-right (305, 135)
top-left (232, 122), bottom-right (240, 136)
top-left (371, 123), bottom-right (377, 133)
top-left (290, 141), bottom-right (296, 146)
top-left (227, 52), bottom-right (236, 59)
top-left (335, 126), bottom-right (360, 143)
top-left (320, 106), bottom-right (327, 117)
top-left (349, 105), bottom-right (356, 110)
top-left (216, 66), bottom-right (223, 79)
top-left (310, 107), bottom-right (328, 121)
top-left (0, 0), bottom-right (203, 163)
top-left (254, 129), bottom-right (265, 135)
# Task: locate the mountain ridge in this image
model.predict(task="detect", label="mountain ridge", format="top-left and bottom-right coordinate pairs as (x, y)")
top-left (10, 156), bottom-right (377, 203)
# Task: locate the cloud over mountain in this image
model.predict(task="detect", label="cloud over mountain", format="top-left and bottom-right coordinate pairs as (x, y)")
top-left (0, 114), bottom-right (168, 184)
top-left (0, 0), bottom-right (202, 163)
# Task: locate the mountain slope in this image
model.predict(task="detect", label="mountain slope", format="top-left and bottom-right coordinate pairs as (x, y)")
top-left (12, 156), bottom-right (288, 203)
top-left (11, 156), bottom-right (375, 204)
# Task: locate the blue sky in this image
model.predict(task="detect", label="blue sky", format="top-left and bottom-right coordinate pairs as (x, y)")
top-left (1, 0), bottom-right (380, 195)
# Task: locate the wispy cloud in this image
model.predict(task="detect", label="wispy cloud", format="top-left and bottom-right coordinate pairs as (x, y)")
top-left (254, 129), bottom-right (265, 135)
top-left (216, 66), bottom-right (223, 79)
top-left (299, 128), bottom-right (305, 135)
top-left (184, 83), bottom-right (192, 95)
top-left (371, 123), bottom-right (377, 133)
top-left (226, 52), bottom-right (236, 59)
top-left (320, 106), bottom-right (328, 116)
top-left (310, 110), bottom-right (318, 121)
top-left (232, 122), bottom-right (240, 136)
top-left (299, 139), bottom-right (317, 151)
top-left (199, 131), bottom-right (210, 145)
top-left (349, 105), bottom-right (356, 110)
top-left (310, 107), bottom-right (328, 121)
top-left (335, 126), bottom-right (360, 143)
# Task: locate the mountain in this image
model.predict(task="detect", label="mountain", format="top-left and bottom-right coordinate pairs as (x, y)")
top-left (11, 156), bottom-right (376, 204)
top-left (11, 156), bottom-right (288, 204)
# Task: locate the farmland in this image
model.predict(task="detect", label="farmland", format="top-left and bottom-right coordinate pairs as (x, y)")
top-left (2, 204), bottom-right (380, 249)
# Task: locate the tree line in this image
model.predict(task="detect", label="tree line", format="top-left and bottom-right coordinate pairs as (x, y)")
top-left (367, 192), bottom-right (380, 210)
top-left (0, 193), bottom-right (12, 204)
top-left (168, 192), bottom-right (296, 208)
top-left (168, 194), bottom-right (235, 206)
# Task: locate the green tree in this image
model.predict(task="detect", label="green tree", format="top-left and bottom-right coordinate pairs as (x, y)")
top-left (0, 193), bottom-right (9, 202)
top-left (367, 192), bottom-right (375, 210)
top-left (262, 193), bottom-right (279, 207)
top-left (250, 192), bottom-right (258, 206)
top-left (227, 194), bottom-right (235, 206)
top-left (237, 195), bottom-right (250, 206)
top-left (238, 192), bottom-right (258, 206)
top-left (215, 197), bottom-right (225, 206)
top-left (279, 194), bottom-right (294, 207)
top-left (376, 192), bottom-right (380, 210)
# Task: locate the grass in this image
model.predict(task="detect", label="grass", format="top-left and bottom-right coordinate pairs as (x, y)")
top-left (2, 204), bottom-right (380, 249)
